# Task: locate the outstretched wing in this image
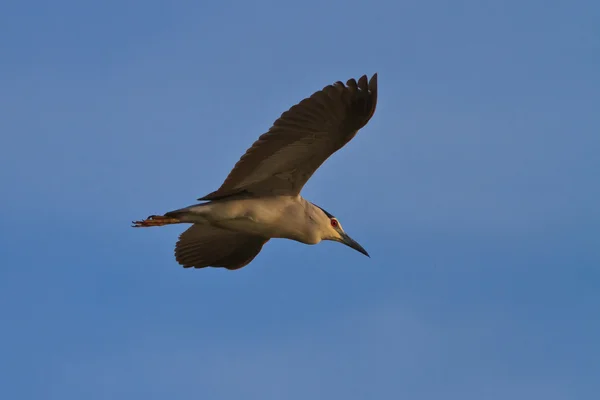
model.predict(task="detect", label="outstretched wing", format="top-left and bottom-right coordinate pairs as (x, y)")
top-left (175, 224), bottom-right (269, 270)
top-left (199, 73), bottom-right (378, 201)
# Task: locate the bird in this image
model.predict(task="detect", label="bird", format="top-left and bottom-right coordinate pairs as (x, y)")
top-left (133, 73), bottom-right (378, 270)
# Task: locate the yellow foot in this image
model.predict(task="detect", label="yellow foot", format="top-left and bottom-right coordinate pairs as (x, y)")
top-left (132, 215), bottom-right (180, 228)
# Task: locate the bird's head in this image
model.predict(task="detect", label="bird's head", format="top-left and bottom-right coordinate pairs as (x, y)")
top-left (312, 203), bottom-right (369, 257)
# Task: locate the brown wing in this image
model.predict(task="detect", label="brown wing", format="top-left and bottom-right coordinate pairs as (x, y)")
top-left (199, 73), bottom-right (378, 201)
top-left (175, 224), bottom-right (269, 270)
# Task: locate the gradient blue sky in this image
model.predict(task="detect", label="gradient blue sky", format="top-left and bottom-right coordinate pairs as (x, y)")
top-left (1, 1), bottom-right (599, 399)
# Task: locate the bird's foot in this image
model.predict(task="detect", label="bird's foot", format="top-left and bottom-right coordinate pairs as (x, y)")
top-left (132, 215), bottom-right (180, 228)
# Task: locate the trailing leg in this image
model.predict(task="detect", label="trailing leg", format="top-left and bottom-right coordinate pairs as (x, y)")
top-left (132, 215), bottom-right (181, 228)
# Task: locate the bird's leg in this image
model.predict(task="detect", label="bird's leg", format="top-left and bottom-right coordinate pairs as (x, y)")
top-left (132, 215), bottom-right (181, 228)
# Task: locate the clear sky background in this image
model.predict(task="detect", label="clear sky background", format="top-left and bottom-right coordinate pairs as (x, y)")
top-left (1, 1), bottom-right (599, 399)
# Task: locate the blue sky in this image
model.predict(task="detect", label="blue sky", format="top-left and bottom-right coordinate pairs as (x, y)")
top-left (1, 0), bottom-right (599, 398)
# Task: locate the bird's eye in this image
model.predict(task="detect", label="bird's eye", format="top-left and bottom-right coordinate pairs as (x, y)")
top-left (330, 219), bottom-right (338, 228)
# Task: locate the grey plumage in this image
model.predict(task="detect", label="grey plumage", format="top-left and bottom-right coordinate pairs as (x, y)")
top-left (133, 73), bottom-right (378, 270)
top-left (175, 224), bottom-right (269, 270)
top-left (199, 73), bottom-right (378, 200)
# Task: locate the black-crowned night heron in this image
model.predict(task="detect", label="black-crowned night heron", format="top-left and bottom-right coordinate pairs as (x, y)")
top-left (133, 73), bottom-right (378, 270)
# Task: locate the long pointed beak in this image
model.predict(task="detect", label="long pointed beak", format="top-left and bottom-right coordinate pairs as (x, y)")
top-left (339, 232), bottom-right (370, 257)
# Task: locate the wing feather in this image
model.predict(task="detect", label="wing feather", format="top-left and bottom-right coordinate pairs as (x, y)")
top-left (175, 224), bottom-right (269, 270)
top-left (199, 73), bottom-right (378, 200)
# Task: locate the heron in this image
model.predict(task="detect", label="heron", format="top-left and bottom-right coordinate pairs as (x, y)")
top-left (133, 73), bottom-right (378, 270)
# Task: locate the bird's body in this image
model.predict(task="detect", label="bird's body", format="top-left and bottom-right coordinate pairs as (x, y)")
top-left (133, 73), bottom-right (378, 270)
top-left (168, 195), bottom-right (324, 244)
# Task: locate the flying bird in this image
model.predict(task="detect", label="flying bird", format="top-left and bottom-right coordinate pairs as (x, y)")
top-left (133, 73), bottom-right (378, 270)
